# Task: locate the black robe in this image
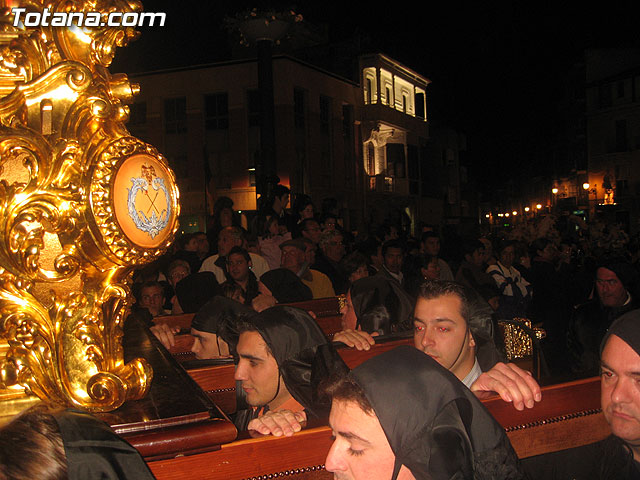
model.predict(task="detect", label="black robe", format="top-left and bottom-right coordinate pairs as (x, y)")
top-left (350, 275), bottom-right (414, 334)
top-left (232, 306), bottom-right (349, 430)
top-left (56, 409), bottom-right (156, 480)
top-left (349, 346), bottom-right (526, 480)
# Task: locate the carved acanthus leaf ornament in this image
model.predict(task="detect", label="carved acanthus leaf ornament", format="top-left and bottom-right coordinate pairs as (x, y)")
top-left (0, 1), bottom-right (179, 412)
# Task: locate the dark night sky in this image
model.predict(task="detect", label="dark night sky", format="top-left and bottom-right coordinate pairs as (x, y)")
top-left (112, 1), bottom-right (640, 197)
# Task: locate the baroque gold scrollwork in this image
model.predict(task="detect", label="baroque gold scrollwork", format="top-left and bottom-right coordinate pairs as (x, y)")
top-left (0, 1), bottom-right (179, 413)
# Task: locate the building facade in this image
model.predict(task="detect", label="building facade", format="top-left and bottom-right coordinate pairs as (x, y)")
top-left (128, 53), bottom-right (446, 234)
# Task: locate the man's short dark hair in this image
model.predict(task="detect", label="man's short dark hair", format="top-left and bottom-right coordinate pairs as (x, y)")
top-left (530, 237), bottom-right (551, 259)
top-left (300, 218), bottom-right (320, 232)
top-left (221, 225), bottom-right (246, 242)
top-left (319, 230), bottom-right (342, 251)
top-left (321, 373), bottom-right (374, 415)
top-left (320, 212), bottom-right (338, 224)
top-left (235, 319), bottom-right (274, 358)
top-left (421, 231), bottom-right (440, 244)
top-left (355, 238), bottom-right (381, 261)
top-left (381, 239), bottom-right (405, 256)
top-left (496, 239), bottom-right (515, 255)
top-left (273, 184), bottom-right (290, 200)
top-left (417, 280), bottom-right (471, 325)
top-left (167, 259), bottom-right (190, 277)
top-left (0, 403), bottom-right (67, 480)
top-left (178, 233), bottom-right (197, 249)
top-left (341, 252), bottom-right (368, 276)
top-left (140, 280), bottom-right (164, 293)
top-left (461, 239), bottom-right (484, 257)
top-left (227, 246), bottom-right (251, 263)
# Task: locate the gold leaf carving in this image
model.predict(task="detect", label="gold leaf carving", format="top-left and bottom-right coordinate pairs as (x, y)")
top-left (0, 0), bottom-right (178, 412)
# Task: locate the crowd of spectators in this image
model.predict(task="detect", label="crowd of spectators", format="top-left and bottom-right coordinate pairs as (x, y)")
top-left (129, 186), bottom-right (640, 383)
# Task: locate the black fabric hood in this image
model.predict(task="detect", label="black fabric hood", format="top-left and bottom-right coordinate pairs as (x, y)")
top-left (191, 295), bottom-right (253, 345)
top-left (350, 276), bottom-right (414, 334)
top-left (248, 306), bottom-right (348, 418)
top-left (260, 268), bottom-right (312, 303)
top-left (349, 346), bottom-right (525, 480)
top-left (56, 409), bottom-right (155, 480)
top-left (601, 308), bottom-right (640, 357)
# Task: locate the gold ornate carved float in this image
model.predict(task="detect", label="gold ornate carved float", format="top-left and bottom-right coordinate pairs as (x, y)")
top-left (0, 1), bottom-right (179, 414)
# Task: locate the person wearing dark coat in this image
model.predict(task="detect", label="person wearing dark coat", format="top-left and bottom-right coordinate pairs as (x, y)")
top-left (335, 280), bottom-right (541, 413)
top-left (259, 268), bottom-right (313, 303)
top-left (524, 309), bottom-right (640, 479)
top-left (312, 230), bottom-right (349, 295)
top-left (342, 275), bottom-right (415, 335)
top-left (527, 238), bottom-right (572, 374)
top-left (231, 306), bottom-right (348, 432)
top-left (567, 258), bottom-right (639, 378)
top-left (323, 346), bottom-right (526, 480)
top-left (174, 271), bottom-right (219, 314)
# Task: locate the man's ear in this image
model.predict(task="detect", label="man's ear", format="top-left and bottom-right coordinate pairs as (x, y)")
top-left (468, 331), bottom-right (476, 348)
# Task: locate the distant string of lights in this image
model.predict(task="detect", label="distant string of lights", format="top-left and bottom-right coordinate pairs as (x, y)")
top-left (484, 180), bottom-right (616, 221)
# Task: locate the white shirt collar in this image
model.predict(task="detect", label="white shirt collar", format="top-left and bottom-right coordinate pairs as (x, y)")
top-left (461, 358), bottom-right (482, 389)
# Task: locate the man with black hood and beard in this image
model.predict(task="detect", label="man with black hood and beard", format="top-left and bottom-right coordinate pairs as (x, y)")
top-left (323, 346), bottom-right (526, 480)
top-left (232, 306), bottom-right (349, 433)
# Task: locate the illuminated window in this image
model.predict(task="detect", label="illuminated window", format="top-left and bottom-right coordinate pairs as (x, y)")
top-left (380, 69), bottom-right (393, 106)
top-left (384, 176), bottom-right (393, 192)
top-left (393, 77), bottom-right (414, 116)
top-left (366, 142), bottom-right (375, 175)
top-left (363, 67), bottom-right (377, 104)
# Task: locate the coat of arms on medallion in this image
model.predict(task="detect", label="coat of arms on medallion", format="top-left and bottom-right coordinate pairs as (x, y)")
top-left (127, 162), bottom-right (171, 239)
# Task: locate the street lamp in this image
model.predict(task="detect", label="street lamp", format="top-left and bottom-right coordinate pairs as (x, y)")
top-left (552, 188), bottom-right (558, 194)
top-left (583, 183), bottom-right (590, 191)
top-left (536, 204), bottom-right (542, 210)
top-left (524, 206), bottom-right (530, 212)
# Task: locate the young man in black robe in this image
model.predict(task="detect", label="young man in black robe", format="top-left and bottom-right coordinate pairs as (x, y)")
top-left (324, 346), bottom-right (526, 479)
top-left (232, 306), bottom-right (348, 432)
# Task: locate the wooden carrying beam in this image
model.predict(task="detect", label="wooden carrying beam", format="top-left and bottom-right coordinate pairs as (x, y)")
top-left (145, 377), bottom-right (609, 480)
top-left (183, 334), bottom-right (414, 414)
top-left (153, 297), bottom-right (342, 344)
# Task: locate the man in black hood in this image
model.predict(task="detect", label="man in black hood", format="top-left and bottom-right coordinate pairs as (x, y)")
top-left (324, 346), bottom-right (525, 480)
top-left (525, 309), bottom-right (640, 479)
top-left (151, 295), bottom-right (252, 358)
top-left (568, 257), bottom-right (639, 377)
top-left (232, 306), bottom-right (348, 432)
